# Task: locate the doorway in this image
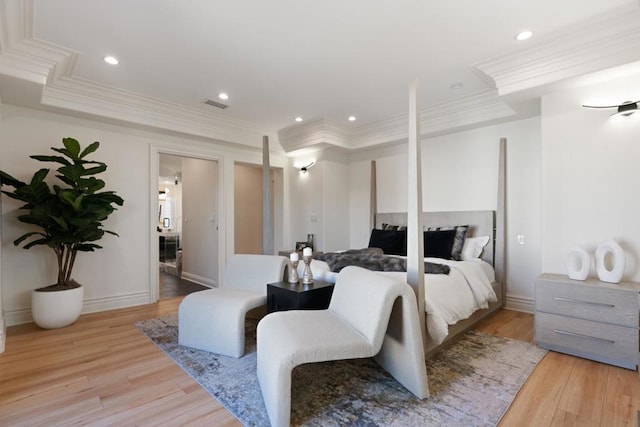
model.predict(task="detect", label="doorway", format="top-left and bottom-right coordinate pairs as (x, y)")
top-left (233, 162), bottom-right (283, 254)
top-left (156, 153), bottom-right (219, 299)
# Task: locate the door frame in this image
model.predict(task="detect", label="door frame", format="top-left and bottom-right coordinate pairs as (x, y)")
top-left (149, 144), bottom-right (224, 302)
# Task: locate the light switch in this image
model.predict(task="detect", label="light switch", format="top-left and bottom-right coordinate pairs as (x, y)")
top-left (517, 235), bottom-right (525, 245)
top-left (311, 214), bottom-right (318, 222)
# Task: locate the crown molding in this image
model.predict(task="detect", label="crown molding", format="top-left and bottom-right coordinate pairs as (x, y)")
top-left (475, 4), bottom-right (640, 96)
top-left (0, 0), bottom-right (274, 148)
top-left (280, 90), bottom-right (516, 152)
top-left (278, 118), bottom-right (353, 152)
top-left (42, 77), bottom-right (274, 148)
top-left (2, 0), bottom-right (639, 154)
top-left (351, 90), bottom-right (515, 149)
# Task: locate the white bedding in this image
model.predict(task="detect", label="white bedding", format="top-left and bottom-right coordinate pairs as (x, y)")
top-left (305, 257), bottom-right (497, 345)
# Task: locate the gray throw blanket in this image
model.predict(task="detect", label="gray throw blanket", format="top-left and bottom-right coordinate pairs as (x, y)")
top-left (315, 249), bottom-right (450, 274)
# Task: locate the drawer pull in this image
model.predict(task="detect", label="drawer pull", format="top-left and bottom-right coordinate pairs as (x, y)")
top-left (553, 329), bottom-right (615, 344)
top-left (554, 297), bottom-right (615, 308)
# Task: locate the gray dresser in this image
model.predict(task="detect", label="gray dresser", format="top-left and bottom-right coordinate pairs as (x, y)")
top-left (535, 273), bottom-right (640, 370)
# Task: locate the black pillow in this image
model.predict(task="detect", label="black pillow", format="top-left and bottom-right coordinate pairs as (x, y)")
top-left (424, 229), bottom-right (457, 259)
top-left (426, 225), bottom-right (469, 260)
top-left (368, 229), bottom-right (407, 256)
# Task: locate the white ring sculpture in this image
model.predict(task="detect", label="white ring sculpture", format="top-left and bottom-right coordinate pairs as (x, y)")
top-left (565, 246), bottom-right (590, 281)
top-left (595, 240), bottom-right (626, 284)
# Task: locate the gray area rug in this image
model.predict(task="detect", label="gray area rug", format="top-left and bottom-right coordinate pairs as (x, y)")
top-left (136, 315), bottom-right (547, 426)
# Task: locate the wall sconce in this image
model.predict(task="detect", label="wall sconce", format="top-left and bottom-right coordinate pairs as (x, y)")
top-left (298, 161), bottom-right (315, 174)
top-left (583, 100), bottom-right (639, 117)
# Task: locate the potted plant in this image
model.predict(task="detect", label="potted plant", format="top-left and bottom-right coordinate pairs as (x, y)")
top-left (0, 137), bottom-right (124, 328)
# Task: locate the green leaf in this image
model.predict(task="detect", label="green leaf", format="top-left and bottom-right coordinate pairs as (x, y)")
top-left (13, 231), bottom-right (45, 246)
top-left (76, 243), bottom-right (102, 252)
top-left (62, 138), bottom-right (81, 159)
top-left (57, 165), bottom-right (82, 183)
top-left (50, 216), bottom-right (69, 230)
top-left (31, 168), bottom-right (50, 184)
top-left (83, 164), bottom-right (107, 176)
top-left (30, 155), bottom-right (72, 166)
top-left (79, 141), bottom-right (100, 159)
top-left (0, 170), bottom-right (26, 188)
top-left (23, 238), bottom-right (52, 249)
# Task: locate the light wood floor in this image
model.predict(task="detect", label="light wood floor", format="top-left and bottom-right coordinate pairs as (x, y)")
top-left (0, 301), bottom-right (637, 426)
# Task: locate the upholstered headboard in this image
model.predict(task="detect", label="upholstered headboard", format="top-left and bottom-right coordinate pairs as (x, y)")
top-left (375, 210), bottom-right (496, 266)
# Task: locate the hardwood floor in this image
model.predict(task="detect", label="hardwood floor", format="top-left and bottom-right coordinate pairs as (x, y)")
top-left (159, 270), bottom-right (208, 299)
top-left (0, 303), bottom-right (637, 426)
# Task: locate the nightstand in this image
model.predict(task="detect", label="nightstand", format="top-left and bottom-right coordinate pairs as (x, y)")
top-left (267, 280), bottom-right (334, 313)
top-left (535, 273), bottom-right (640, 370)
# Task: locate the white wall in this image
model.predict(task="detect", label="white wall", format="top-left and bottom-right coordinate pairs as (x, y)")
top-left (348, 117), bottom-right (542, 310)
top-left (0, 104), bottom-right (288, 325)
top-left (288, 149), bottom-right (351, 252)
top-left (289, 154), bottom-right (324, 250)
top-left (181, 157), bottom-right (218, 286)
top-left (541, 71), bottom-right (640, 282)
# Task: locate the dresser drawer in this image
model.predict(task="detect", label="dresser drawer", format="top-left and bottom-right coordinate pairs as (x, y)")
top-left (536, 279), bottom-right (639, 327)
top-left (535, 312), bottom-right (638, 370)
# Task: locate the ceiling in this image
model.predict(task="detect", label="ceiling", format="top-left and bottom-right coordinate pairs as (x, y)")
top-left (1, 0), bottom-right (639, 152)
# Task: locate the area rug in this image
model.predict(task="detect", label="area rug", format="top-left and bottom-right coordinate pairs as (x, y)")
top-left (136, 315), bottom-right (547, 426)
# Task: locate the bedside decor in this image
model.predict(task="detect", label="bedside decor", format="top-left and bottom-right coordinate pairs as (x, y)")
top-left (302, 247), bottom-right (313, 284)
top-left (595, 240), bottom-right (626, 284)
top-left (288, 252), bottom-right (300, 284)
top-left (565, 246), bottom-right (590, 281)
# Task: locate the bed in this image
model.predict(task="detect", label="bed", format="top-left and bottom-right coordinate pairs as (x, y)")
top-left (298, 139), bottom-right (506, 356)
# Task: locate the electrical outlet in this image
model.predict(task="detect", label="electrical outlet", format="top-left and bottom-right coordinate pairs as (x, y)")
top-left (311, 214), bottom-right (318, 222)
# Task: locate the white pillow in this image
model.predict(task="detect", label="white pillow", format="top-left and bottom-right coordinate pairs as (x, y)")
top-left (461, 236), bottom-right (490, 260)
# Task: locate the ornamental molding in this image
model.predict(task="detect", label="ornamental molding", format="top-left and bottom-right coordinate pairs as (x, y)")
top-left (1, 0), bottom-right (639, 153)
top-left (475, 4), bottom-right (640, 96)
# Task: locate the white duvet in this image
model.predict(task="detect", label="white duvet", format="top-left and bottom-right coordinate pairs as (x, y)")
top-left (308, 257), bottom-right (497, 345)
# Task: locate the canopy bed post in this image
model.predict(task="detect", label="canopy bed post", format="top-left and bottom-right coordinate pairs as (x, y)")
top-left (370, 160), bottom-right (377, 231)
top-left (495, 137), bottom-right (507, 305)
top-left (406, 80), bottom-right (427, 342)
top-left (262, 135), bottom-right (274, 255)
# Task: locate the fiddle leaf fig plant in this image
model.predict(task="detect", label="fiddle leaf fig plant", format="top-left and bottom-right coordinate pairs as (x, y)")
top-left (0, 137), bottom-right (124, 291)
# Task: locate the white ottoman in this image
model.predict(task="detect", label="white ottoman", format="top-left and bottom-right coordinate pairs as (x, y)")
top-left (178, 288), bottom-right (265, 357)
top-left (177, 254), bottom-right (288, 358)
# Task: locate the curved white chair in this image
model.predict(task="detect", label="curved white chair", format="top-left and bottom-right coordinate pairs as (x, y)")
top-left (178, 254), bottom-right (288, 358)
top-left (257, 266), bottom-right (429, 427)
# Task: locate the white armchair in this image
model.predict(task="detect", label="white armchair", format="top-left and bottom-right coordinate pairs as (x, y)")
top-left (178, 254), bottom-right (288, 358)
top-left (256, 266), bottom-right (429, 427)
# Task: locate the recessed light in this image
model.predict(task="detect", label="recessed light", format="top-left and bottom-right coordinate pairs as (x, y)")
top-left (450, 83), bottom-right (464, 90)
top-left (218, 92), bottom-right (229, 100)
top-left (103, 56), bottom-right (119, 65)
top-left (515, 30), bottom-right (533, 41)
top-left (294, 116), bottom-right (304, 122)
top-left (348, 116), bottom-right (357, 122)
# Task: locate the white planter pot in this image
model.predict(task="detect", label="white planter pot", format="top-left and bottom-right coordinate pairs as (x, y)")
top-left (31, 285), bottom-right (84, 329)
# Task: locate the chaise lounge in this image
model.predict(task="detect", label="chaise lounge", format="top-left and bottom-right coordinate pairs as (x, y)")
top-left (256, 266), bottom-right (429, 427)
top-left (178, 254), bottom-right (288, 358)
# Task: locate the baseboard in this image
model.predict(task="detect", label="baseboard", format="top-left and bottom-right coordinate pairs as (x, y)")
top-left (505, 295), bottom-right (534, 313)
top-left (4, 291), bottom-right (152, 326)
top-left (181, 272), bottom-right (216, 288)
top-left (83, 291), bottom-right (151, 314)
